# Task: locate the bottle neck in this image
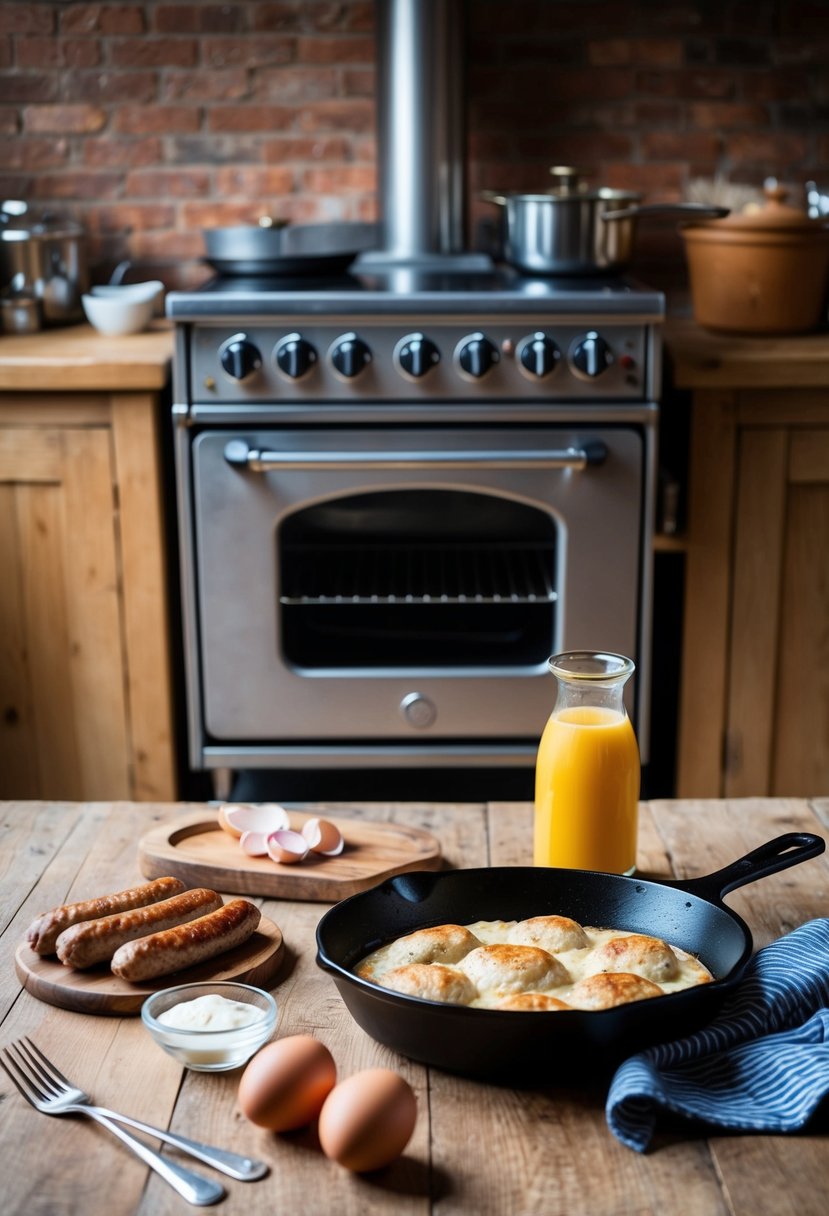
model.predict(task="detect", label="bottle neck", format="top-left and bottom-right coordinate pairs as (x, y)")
top-left (553, 675), bottom-right (630, 717)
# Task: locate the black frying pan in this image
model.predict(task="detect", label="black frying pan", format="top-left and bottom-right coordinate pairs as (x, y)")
top-left (316, 833), bottom-right (825, 1079)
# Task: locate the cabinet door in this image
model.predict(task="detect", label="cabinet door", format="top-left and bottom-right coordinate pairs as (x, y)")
top-left (725, 425), bottom-right (829, 796)
top-left (0, 425), bottom-right (131, 798)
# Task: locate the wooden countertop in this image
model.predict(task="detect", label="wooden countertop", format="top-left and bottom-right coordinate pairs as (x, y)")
top-left (2, 797), bottom-right (828, 1216)
top-left (664, 316), bottom-right (829, 389)
top-left (0, 321), bottom-right (173, 391)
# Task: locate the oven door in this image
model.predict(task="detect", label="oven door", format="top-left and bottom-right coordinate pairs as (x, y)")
top-left (189, 425), bottom-right (646, 752)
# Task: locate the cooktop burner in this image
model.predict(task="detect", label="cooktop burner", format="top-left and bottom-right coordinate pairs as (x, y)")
top-left (167, 267), bottom-right (665, 320)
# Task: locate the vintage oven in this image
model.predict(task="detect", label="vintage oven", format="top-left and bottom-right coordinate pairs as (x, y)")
top-left (168, 275), bottom-right (662, 785)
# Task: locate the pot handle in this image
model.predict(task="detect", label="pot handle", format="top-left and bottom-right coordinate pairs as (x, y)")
top-left (676, 832), bottom-right (825, 904)
top-left (601, 202), bottom-right (730, 222)
top-left (480, 190), bottom-right (508, 207)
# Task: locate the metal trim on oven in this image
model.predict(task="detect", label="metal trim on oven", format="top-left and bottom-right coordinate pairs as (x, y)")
top-left (186, 402), bottom-right (659, 427)
top-left (202, 743), bottom-right (540, 768)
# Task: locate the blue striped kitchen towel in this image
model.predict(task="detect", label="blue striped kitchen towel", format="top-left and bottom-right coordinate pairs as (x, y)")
top-left (606, 918), bottom-right (829, 1152)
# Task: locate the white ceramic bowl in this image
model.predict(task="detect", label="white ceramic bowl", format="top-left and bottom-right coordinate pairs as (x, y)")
top-left (82, 290), bottom-right (156, 336)
top-left (90, 280), bottom-right (164, 308)
top-left (141, 981), bottom-right (277, 1072)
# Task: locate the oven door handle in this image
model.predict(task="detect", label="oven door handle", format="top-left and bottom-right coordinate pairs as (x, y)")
top-left (223, 439), bottom-right (607, 472)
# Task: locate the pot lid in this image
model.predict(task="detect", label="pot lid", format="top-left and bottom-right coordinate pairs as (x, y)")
top-left (482, 165), bottom-right (642, 207)
top-left (546, 166), bottom-right (641, 203)
top-left (483, 186), bottom-right (642, 205)
top-left (0, 200), bottom-right (84, 241)
top-left (700, 182), bottom-right (828, 233)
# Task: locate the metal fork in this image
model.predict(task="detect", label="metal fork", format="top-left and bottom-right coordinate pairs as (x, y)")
top-left (1, 1038), bottom-right (265, 1204)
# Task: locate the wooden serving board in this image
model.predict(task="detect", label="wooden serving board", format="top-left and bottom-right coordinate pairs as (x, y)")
top-left (15, 914), bottom-right (283, 1016)
top-left (138, 809), bottom-right (443, 901)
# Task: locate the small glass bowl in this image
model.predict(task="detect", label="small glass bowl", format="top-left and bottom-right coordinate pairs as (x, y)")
top-left (141, 981), bottom-right (277, 1072)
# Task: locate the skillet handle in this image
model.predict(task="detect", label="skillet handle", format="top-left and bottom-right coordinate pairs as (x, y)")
top-left (601, 202), bottom-right (730, 222)
top-left (677, 833), bottom-right (825, 903)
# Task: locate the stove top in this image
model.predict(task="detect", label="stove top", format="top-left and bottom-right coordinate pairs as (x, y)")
top-left (167, 266), bottom-right (665, 321)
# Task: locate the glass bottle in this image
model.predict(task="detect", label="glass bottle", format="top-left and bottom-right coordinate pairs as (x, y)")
top-left (533, 651), bottom-right (640, 874)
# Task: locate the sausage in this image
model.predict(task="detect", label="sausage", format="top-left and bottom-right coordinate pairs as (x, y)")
top-left (111, 898), bottom-right (261, 982)
top-left (56, 888), bottom-right (223, 969)
top-left (26, 877), bottom-right (187, 956)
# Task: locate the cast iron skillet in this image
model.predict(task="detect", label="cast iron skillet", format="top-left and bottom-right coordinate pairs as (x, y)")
top-left (316, 833), bottom-right (825, 1080)
top-left (202, 220), bottom-right (379, 276)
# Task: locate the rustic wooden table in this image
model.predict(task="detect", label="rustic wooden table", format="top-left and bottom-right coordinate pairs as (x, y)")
top-left (2, 797), bottom-right (828, 1216)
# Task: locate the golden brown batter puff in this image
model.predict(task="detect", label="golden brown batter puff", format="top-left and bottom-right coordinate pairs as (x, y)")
top-left (568, 971), bottom-right (664, 1010)
top-left (382, 923), bottom-right (482, 970)
top-left (496, 992), bottom-right (572, 1011)
top-left (377, 962), bottom-right (478, 1004)
top-left (458, 943), bottom-right (569, 995)
top-left (587, 933), bottom-right (680, 983)
top-left (507, 914), bottom-right (590, 953)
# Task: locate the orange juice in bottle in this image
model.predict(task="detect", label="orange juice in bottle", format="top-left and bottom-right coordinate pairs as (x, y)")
top-left (534, 652), bottom-right (640, 874)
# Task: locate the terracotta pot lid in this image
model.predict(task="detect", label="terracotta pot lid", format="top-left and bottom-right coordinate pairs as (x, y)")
top-left (700, 182), bottom-right (829, 233)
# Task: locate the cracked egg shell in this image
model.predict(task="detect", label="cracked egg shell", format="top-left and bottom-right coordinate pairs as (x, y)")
top-left (223, 803), bottom-right (290, 838)
top-left (217, 804), bottom-right (242, 838)
top-left (267, 829), bottom-right (310, 864)
top-left (301, 818), bottom-right (344, 856)
top-left (239, 830), bottom-right (270, 857)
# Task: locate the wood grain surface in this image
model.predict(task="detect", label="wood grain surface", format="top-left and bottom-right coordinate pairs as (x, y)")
top-left (666, 317), bottom-right (829, 389)
top-left (0, 322), bottom-right (172, 391)
top-left (14, 913), bottom-right (284, 1015)
top-left (138, 808), bottom-right (442, 900)
top-left (1, 797), bottom-right (827, 1216)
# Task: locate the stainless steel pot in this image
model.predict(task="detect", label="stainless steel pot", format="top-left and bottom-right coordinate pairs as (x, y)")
top-left (0, 201), bottom-right (88, 327)
top-left (483, 167), bottom-right (727, 275)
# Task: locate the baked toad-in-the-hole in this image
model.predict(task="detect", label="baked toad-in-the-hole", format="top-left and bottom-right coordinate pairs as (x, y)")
top-left (354, 917), bottom-right (713, 1010)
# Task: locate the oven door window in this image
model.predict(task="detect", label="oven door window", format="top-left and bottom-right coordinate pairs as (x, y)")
top-left (279, 489), bottom-right (556, 669)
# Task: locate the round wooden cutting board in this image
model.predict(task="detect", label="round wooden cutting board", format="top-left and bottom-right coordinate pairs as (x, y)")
top-left (15, 914), bottom-right (284, 1016)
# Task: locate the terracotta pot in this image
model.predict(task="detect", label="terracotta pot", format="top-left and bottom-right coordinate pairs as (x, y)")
top-left (681, 184), bottom-right (829, 334)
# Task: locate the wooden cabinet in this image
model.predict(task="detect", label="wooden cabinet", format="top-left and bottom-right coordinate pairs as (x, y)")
top-left (669, 321), bottom-right (829, 797)
top-left (0, 327), bottom-right (176, 801)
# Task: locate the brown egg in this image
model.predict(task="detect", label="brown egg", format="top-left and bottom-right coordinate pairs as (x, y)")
top-left (318, 1068), bottom-right (417, 1172)
top-left (237, 1036), bottom-right (336, 1131)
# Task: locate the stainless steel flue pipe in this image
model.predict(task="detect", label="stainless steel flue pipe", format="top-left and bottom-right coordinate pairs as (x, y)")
top-left (370, 0), bottom-right (467, 263)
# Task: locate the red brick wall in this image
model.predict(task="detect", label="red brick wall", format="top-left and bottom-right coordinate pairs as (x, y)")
top-left (1, 0), bottom-right (826, 291)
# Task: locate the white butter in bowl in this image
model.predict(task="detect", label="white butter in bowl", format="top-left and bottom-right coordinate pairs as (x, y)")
top-left (142, 982), bottom-right (277, 1072)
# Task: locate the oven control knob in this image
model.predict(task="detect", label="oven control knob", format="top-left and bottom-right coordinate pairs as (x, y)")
top-left (571, 331), bottom-right (613, 378)
top-left (518, 332), bottom-right (561, 379)
top-left (219, 333), bottom-right (262, 381)
top-left (331, 332), bottom-right (372, 378)
top-left (275, 333), bottom-right (317, 379)
top-left (457, 333), bottom-right (499, 379)
top-left (396, 333), bottom-right (440, 379)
